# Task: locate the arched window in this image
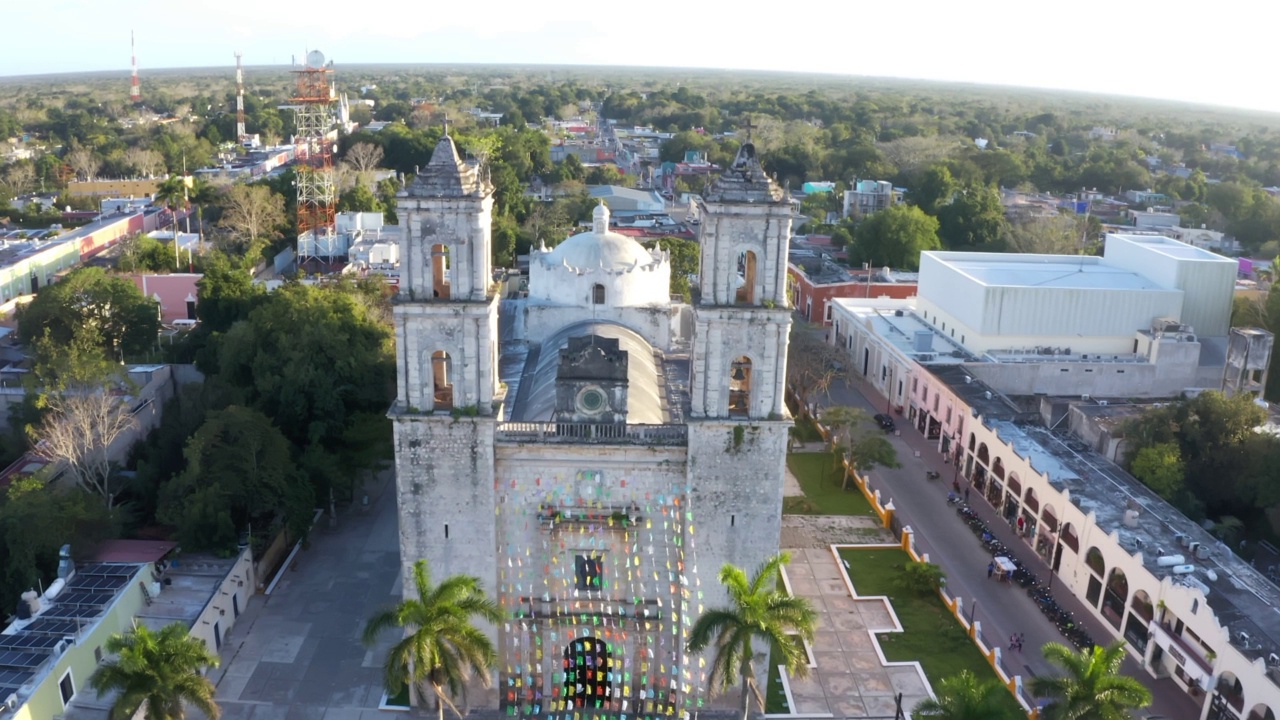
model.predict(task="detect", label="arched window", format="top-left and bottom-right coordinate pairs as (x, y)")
top-left (729, 357), bottom-right (752, 417)
top-left (1102, 568), bottom-right (1128, 629)
top-left (431, 244), bottom-right (451, 299)
top-left (1218, 673), bottom-right (1244, 712)
top-left (736, 251), bottom-right (757, 304)
top-left (592, 283), bottom-right (606, 305)
top-left (562, 636), bottom-right (612, 710)
top-left (432, 351), bottom-right (453, 409)
top-left (1247, 704), bottom-right (1275, 720)
top-left (976, 443), bottom-right (990, 466)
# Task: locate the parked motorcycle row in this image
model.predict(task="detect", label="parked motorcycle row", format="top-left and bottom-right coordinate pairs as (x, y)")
top-left (955, 503), bottom-right (1097, 652)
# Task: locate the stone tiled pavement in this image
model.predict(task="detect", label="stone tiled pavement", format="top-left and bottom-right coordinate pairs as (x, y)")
top-left (780, 548), bottom-right (931, 719)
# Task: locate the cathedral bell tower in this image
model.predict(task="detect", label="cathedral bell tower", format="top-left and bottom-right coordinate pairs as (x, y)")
top-left (393, 132), bottom-right (500, 414)
top-left (390, 130), bottom-right (501, 601)
top-left (684, 137), bottom-right (793, 595)
top-left (690, 140), bottom-right (794, 419)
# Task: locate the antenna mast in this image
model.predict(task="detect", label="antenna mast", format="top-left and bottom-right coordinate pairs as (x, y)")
top-left (129, 31), bottom-right (141, 104)
top-left (235, 51), bottom-right (246, 143)
top-left (292, 50), bottom-right (337, 271)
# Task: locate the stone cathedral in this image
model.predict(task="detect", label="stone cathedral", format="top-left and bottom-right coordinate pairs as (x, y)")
top-left (390, 132), bottom-right (793, 719)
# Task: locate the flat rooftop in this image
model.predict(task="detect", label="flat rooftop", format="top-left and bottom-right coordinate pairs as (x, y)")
top-left (833, 300), bottom-right (976, 366)
top-left (943, 256), bottom-right (1164, 291)
top-left (136, 553), bottom-right (237, 629)
top-left (1109, 233), bottom-right (1238, 263)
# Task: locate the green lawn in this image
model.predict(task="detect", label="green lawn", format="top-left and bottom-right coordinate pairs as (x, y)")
top-left (838, 547), bottom-right (1024, 716)
top-left (784, 452), bottom-right (874, 516)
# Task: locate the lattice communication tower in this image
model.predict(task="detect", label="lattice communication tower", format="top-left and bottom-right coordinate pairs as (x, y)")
top-left (292, 50), bottom-right (336, 266)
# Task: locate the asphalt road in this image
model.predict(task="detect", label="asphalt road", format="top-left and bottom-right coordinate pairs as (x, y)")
top-left (817, 373), bottom-right (1200, 720)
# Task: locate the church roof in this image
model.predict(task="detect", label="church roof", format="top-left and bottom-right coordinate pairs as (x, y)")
top-left (703, 142), bottom-right (785, 204)
top-left (539, 203), bottom-right (659, 272)
top-left (403, 134), bottom-right (491, 198)
top-left (508, 321), bottom-right (666, 424)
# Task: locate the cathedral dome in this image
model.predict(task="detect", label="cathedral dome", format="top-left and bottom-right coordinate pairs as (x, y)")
top-left (540, 202), bottom-right (657, 272)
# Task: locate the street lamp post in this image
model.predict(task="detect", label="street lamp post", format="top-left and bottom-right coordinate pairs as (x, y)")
top-left (1046, 532), bottom-right (1063, 590)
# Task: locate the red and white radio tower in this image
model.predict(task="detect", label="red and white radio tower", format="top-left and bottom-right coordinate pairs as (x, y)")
top-left (235, 51), bottom-right (246, 143)
top-left (129, 31), bottom-right (141, 104)
top-left (292, 50), bottom-right (336, 267)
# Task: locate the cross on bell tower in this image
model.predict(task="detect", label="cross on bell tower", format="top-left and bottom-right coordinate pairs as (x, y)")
top-left (441, 113), bottom-right (451, 137)
top-left (741, 116), bottom-right (757, 144)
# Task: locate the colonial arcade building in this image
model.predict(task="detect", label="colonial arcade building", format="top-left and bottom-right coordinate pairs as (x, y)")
top-left (389, 134), bottom-right (793, 718)
top-left (829, 239), bottom-right (1280, 720)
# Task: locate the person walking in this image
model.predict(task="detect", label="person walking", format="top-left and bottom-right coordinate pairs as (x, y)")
top-left (964, 487), bottom-right (970, 503)
top-left (987, 561), bottom-right (995, 579)
top-left (1009, 634), bottom-right (1017, 651)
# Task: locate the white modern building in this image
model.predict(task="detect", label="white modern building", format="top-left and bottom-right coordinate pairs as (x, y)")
top-left (832, 234), bottom-right (1249, 399)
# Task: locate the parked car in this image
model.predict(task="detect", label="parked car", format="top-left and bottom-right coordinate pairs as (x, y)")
top-left (873, 413), bottom-right (896, 432)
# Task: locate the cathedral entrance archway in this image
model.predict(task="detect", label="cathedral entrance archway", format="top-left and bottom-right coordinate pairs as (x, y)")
top-left (562, 636), bottom-right (611, 710)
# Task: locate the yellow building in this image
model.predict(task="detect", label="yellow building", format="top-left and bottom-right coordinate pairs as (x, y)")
top-left (66, 179), bottom-right (161, 198)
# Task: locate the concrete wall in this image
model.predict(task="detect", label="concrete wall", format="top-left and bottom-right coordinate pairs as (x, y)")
top-left (523, 304), bottom-right (674, 351)
top-left (528, 250), bottom-right (670, 309)
top-left (1102, 234), bottom-right (1236, 338)
top-left (696, 203), bottom-right (791, 308)
top-left (831, 306), bottom-right (915, 412)
top-left (186, 548), bottom-right (255, 654)
top-left (394, 298), bottom-right (500, 413)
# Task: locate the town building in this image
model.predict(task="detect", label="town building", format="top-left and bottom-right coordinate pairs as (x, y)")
top-left (587, 185), bottom-right (665, 213)
top-left (66, 179), bottom-right (162, 198)
top-left (788, 254), bottom-right (917, 325)
top-left (842, 179), bottom-right (901, 218)
top-left (1130, 210), bottom-right (1181, 229)
top-left (390, 135), bottom-right (792, 716)
top-left (833, 234), bottom-right (1253, 400)
top-left (0, 541), bottom-right (252, 720)
top-left (297, 211), bottom-right (402, 264)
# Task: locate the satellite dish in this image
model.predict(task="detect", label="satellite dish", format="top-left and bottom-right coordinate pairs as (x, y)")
top-left (306, 50), bottom-right (326, 68)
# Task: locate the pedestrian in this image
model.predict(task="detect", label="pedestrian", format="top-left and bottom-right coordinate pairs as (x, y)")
top-left (964, 487), bottom-right (970, 503)
top-left (987, 561), bottom-right (995, 579)
top-left (1017, 633), bottom-right (1025, 652)
top-left (953, 478), bottom-right (960, 493)
top-left (1009, 634), bottom-right (1017, 651)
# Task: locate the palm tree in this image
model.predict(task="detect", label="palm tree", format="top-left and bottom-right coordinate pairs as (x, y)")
top-left (88, 622), bottom-right (220, 720)
top-left (362, 559), bottom-right (502, 720)
top-left (1030, 641), bottom-right (1152, 720)
top-left (687, 552), bottom-right (818, 720)
top-left (912, 670), bottom-right (1022, 720)
top-left (155, 176), bottom-right (188, 269)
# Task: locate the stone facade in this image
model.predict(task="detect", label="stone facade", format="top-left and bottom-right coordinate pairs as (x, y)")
top-left (391, 138), bottom-right (792, 719)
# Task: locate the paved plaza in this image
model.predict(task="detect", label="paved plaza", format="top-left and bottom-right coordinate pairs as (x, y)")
top-left (208, 469), bottom-right (408, 720)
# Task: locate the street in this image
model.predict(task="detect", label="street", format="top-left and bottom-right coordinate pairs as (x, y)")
top-left (818, 373), bottom-right (1200, 720)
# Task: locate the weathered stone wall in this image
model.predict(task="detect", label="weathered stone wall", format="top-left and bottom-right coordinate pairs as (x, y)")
top-left (492, 443), bottom-right (698, 718)
top-left (391, 414), bottom-right (497, 600)
top-left (685, 419), bottom-right (789, 604)
top-left (394, 297), bottom-right (500, 413)
top-left (690, 307), bottom-right (792, 418)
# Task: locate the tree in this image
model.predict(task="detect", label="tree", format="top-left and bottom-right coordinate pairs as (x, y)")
top-left (124, 147), bottom-right (166, 178)
top-left (217, 183), bottom-right (286, 244)
top-left (786, 325), bottom-right (851, 417)
top-left (3, 162), bottom-right (36, 196)
top-left (850, 204), bottom-right (942, 270)
top-left (194, 252), bottom-right (265, 336)
top-left (338, 184), bottom-right (384, 213)
top-left (899, 560), bottom-right (946, 594)
top-left (937, 184), bottom-right (1006, 250)
top-left (17, 266), bottom-right (160, 358)
top-left (158, 406), bottom-right (311, 552)
top-left (818, 405), bottom-right (900, 488)
top-left (66, 144), bottom-right (102, 181)
top-left (89, 622), bottom-right (221, 720)
top-left (215, 281), bottom-right (395, 448)
top-left (362, 559), bottom-right (502, 719)
top-left (1000, 214), bottom-right (1086, 254)
top-left (344, 141), bottom-right (385, 175)
top-left (643, 236), bottom-right (698, 301)
top-left (30, 382), bottom-right (138, 508)
top-left (686, 552), bottom-right (818, 720)
top-left (1129, 442), bottom-right (1185, 502)
top-left (912, 670), bottom-right (1023, 720)
top-left (1029, 641), bottom-right (1151, 720)
top-left (908, 164), bottom-right (957, 216)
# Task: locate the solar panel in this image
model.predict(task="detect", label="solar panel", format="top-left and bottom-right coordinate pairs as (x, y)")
top-left (54, 592), bottom-right (112, 608)
top-left (0, 669), bottom-right (30, 687)
top-left (22, 618), bottom-right (80, 637)
top-left (0, 685), bottom-right (20, 699)
top-left (76, 563), bottom-right (137, 578)
top-left (0, 634), bottom-right (60, 652)
top-left (41, 605), bottom-right (99, 620)
top-left (0, 651), bottom-right (46, 669)
top-left (66, 575), bottom-right (129, 591)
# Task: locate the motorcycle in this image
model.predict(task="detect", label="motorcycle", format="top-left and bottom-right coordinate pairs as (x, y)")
top-left (926, 470), bottom-right (941, 480)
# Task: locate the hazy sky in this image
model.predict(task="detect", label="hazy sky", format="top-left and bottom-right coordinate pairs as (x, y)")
top-left (5, 0), bottom-right (1276, 115)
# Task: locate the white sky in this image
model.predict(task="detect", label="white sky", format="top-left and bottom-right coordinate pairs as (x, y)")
top-left (4, 0), bottom-right (1277, 115)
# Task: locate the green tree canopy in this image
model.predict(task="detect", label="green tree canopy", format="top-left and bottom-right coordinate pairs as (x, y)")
top-left (362, 559), bottom-right (502, 719)
top-left (687, 552), bottom-right (818, 720)
top-left (17, 266), bottom-right (160, 358)
top-left (89, 622), bottom-right (221, 720)
top-left (912, 670), bottom-right (1024, 720)
top-left (215, 281), bottom-right (395, 447)
top-left (937, 183), bottom-right (1006, 250)
top-left (1029, 641), bottom-right (1151, 720)
top-left (643, 236), bottom-right (698, 300)
top-left (158, 406), bottom-right (311, 552)
top-left (850, 204), bottom-right (941, 270)
top-left (1129, 441), bottom-right (1186, 502)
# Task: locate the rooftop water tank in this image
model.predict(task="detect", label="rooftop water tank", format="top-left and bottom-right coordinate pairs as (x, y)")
top-left (1156, 555), bottom-right (1186, 567)
top-left (1172, 564), bottom-right (1196, 575)
top-left (43, 578), bottom-right (65, 602)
